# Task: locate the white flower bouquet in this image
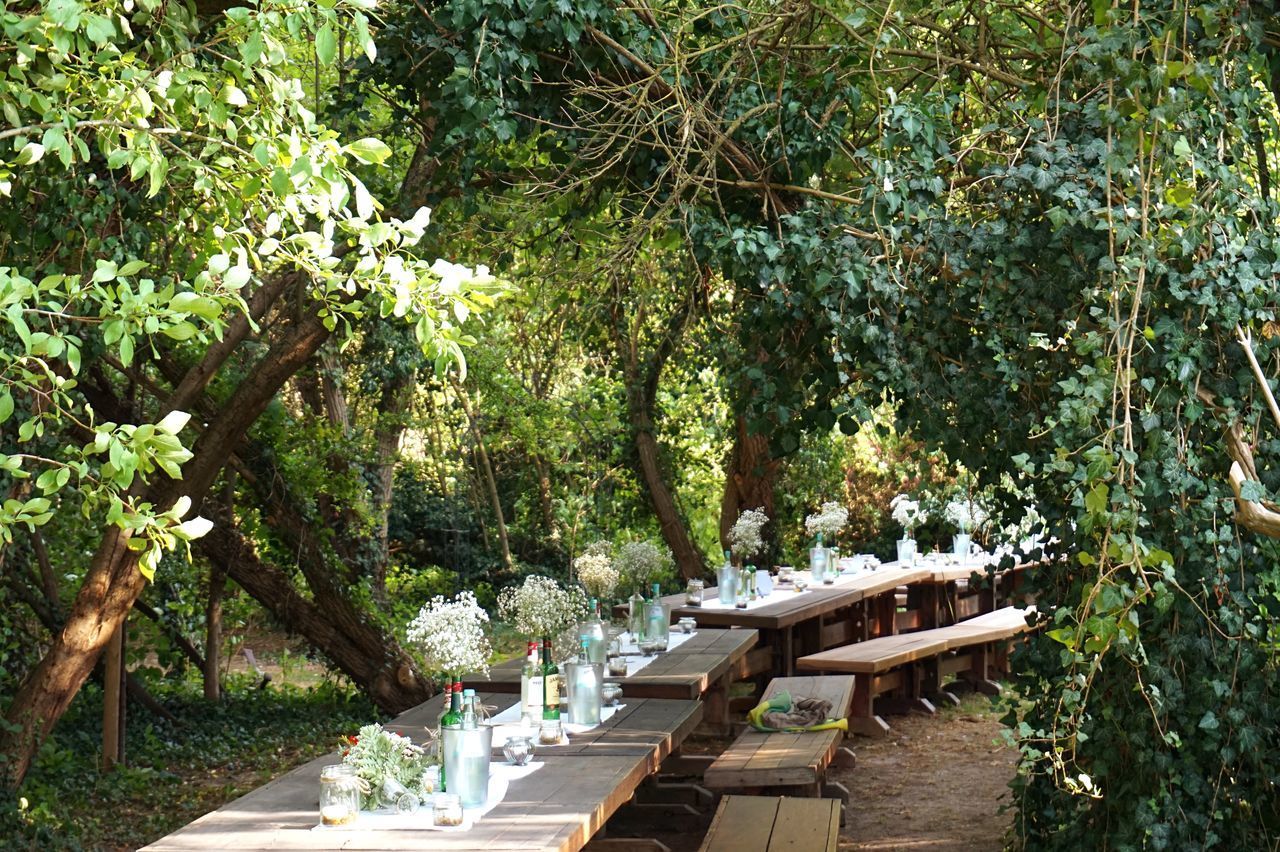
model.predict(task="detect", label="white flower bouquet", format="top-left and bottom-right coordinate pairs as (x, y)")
top-left (728, 508), bottom-right (769, 560)
top-left (341, 723), bottom-right (430, 809)
top-left (573, 540), bottom-right (619, 600)
top-left (943, 497), bottom-right (989, 533)
top-left (406, 590), bottom-right (492, 678)
top-left (889, 494), bottom-right (924, 537)
top-left (497, 575), bottom-right (589, 641)
top-left (615, 540), bottom-right (673, 592)
top-left (804, 501), bottom-right (849, 539)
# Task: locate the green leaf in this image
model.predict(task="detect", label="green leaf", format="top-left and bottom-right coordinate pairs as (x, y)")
top-left (344, 137), bottom-right (392, 165)
top-left (0, 392), bottom-right (12, 424)
top-left (315, 24), bottom-right (337, 66)
top-left (15, 143), bottom-right (44, 166)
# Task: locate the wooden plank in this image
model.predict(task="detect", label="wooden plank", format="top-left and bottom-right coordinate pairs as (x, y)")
top-left (699, 795), bottom-right (778, 852)
top-left (768, 797), bottom-right (841, 852)
top-left (795, 632), bottom-right (950, 675)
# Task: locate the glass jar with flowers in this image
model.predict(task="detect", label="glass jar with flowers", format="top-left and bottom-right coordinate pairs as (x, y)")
top-left (805, 501), bottom-right (849, 583)
top-left (944, 496), bottom-right (989, 557)
top-left (615, 541), bottom-right (673, 640)
top-left (890, 494), bottom-right (924, 565)
top-left (573, 541), bottom-right (618, 664)
top-left (727, 508), bottom-right (768, 595)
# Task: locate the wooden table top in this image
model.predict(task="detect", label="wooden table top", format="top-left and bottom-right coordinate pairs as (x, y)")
top-left (670, 567), bottom-right (934, 630)
top-left (463, 628), bottom-right (758, 700)
top-left (143, 694), bottom-right (702, 851)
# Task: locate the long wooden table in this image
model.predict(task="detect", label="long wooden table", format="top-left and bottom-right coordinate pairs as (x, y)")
top-left (463, 628), bottom-right (758, 734)
top-left (143, 693), bottom-right (703, 851)
top-left (670, 567), bottom-right (933, 676)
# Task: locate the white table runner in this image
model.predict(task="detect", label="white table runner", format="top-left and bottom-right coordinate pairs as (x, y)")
top-left (314, 761), bottom-right (543, 832)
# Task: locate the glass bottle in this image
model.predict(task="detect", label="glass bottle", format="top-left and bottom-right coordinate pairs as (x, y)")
top-left (717, 549), bottom-right (737, 605)
top-left (628, 588), bottom-right (646, 640)
top-left (581, 598), bottom-right (608, 664)
top-left (735, 567), bottom-right (749, 608)
top-left (520, 641), bottom-right (541, 725)
top-left (746, 564), bottom-right (758, 601)
top-left (644, 582), bottom-right (668, 650)
top-left (442, 681), bottom-right (463, 728)
top-left (540, 638), bottom-right (562, 744)
top-left (461, 689), bottom-right (478, 730)
top-left (810, 532), bottom-right (828, 584)
top-left (541, 639), bottom-right (560, 722)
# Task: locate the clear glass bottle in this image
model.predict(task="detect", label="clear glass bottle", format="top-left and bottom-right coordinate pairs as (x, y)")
top-left (319, 764), bottom-right (361, 826)
top-left (628, 588), bottom-right (646, 640)
top-left (379, 775), bottom-right (420, 814)
top-left (581, 598), bottom-right (608, 664)
top-left (717, 549), bottom-right (737, 605)
top-left (746, 564), bottom-right (758, 601)
top-left (520, 641), bottom-right (540, 724)
top-left (461, 689), bottom-right (478, 730)
top-left (735, 567), bottom-right (749, 608)
top-left (810, 532), bottom-right (828, 584)
top-left (644, 582), bottom-right (668, 650)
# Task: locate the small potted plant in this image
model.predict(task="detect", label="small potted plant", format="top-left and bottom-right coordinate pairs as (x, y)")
top-left (890, 494), bottom-right (924, 564)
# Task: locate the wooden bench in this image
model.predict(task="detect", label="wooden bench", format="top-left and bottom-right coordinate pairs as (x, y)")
top-left (698, 795), bottom-right (841, 852)
top-left (796, 606), bottom-right (1035, 736)
top-left (703, 676), bottom-right (855, 806)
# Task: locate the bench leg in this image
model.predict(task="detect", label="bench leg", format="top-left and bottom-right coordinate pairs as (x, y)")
top-left (850, 675), bottom-right (891, 736)
top-left (699, 672), bottom-right (734, 736)
top-left (832, 745), bottom-right (856, 769)
top-left (822, 780), bottom-right (850, 806)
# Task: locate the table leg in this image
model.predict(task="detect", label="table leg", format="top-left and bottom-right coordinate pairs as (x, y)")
top-left (782, 626), bottom-right (794, 677)
top-left (874, 591), bottom-right (897, 638)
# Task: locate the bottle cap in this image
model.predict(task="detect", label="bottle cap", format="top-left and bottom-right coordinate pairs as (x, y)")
top-left (463, 688), bottom-right (475, 697)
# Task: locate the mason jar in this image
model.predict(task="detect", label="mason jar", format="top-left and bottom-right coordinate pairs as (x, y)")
top-left (318, 764), bottom-right (360, 826)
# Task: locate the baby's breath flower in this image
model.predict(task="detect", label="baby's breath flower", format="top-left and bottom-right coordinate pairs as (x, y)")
top-left (574, 543), bottom-right (619, 600)
top-left (890, 494), bottom-right (924, 534)
top-left (406, 591), bottom-right (491, 677)
top-left (497, 575), bottom-right (589, 640)
top-left (804, 501), bottom-right (849, 539)
top-left (615, 540), bottom-right (673, 590)
top-left (728, 509), bottom-right (769, 559)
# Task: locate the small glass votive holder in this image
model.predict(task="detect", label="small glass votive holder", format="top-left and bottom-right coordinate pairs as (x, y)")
top-left (607, 656), bottom-right (628, 677)
top-left (502, 735), bottom-right (534, 766)
top-left (684, 578), bottom-right (704, 606)
top-left (420, 764), bottom-right (441, 795)
top-left (319, 764), bottom-right (360, 826)
top-left (432, 792), bottom-right (464, 827)
top-left (676, 616), bottom-right (697, 634)
top-left (538, 718), bottom-right (563, 745)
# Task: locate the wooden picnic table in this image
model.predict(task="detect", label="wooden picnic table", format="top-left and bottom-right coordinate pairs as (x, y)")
top-left (670, 567), bottom-right (934, 677)
top-left (144, 693), bottom-right (703, 851)
top-left (463, 628), bottom-right (758, 734)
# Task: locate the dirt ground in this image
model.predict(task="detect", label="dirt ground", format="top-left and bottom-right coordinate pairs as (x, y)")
top-left (833, 695), bottom-right (1018, 851)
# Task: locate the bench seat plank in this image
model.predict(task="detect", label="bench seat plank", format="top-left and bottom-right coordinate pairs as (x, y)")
top-left (698, 795), bottom-right (839, 852)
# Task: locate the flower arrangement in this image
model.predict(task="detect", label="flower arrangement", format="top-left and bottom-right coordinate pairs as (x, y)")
top-left (406, 590), bottom-right (492, 678)
top-left (728, 508), bottom-right (769, 560)
top-left (889, 494), bottom-right (924, 538)
top-left (573, 540), bottom-right (619, 600)
top-left (615, 540), bottom-right (673, 592)
top-left (804, 501), bottom-right (849, 540)
top-left (943, 497), bottom-right (989, 533)
top-left (341, 723), bottom-right (431, 809)
top-left (497, 574), bottom-right (589, 640)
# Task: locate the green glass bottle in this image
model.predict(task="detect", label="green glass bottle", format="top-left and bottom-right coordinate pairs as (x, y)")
top-left (541, 639), bottom-right (560, 722)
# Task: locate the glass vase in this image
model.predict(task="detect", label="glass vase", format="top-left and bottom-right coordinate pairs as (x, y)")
top-left (717, 563), bottom-right (737, 604)
top-left (953, 533), bottom-right (971, 557)
top-left (565, 661), bottom-right (603, 727)
top-left (896, 538), bottom-right (917, 565)
top-left (579, 604), bottom-right (608, 665)
top-left (809, 544), bottom-right (829, 584)
top-left (627, 590), bottom-right (646, 641)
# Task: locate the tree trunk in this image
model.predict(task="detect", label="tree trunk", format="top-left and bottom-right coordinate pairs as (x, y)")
top-left (451, 379), bottom-right (512, 570)
top-left (367, 370), bottom-right (415, 599)
top-left (204, 560), bottom-right (224, 702)
top-left (198, 511), bottom-right (431, 713)
top-left (630, 400), bottom-right (706, 579)
top-left (719, 417), bottom-right (779, 562)
top-left (1, 306), bottom-right (333, 790)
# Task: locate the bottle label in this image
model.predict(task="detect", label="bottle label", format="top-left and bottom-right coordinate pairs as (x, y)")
top-left (525, 676), bottom-right (544, 715)
top-left (543, 673), bottom-right (560, 717)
